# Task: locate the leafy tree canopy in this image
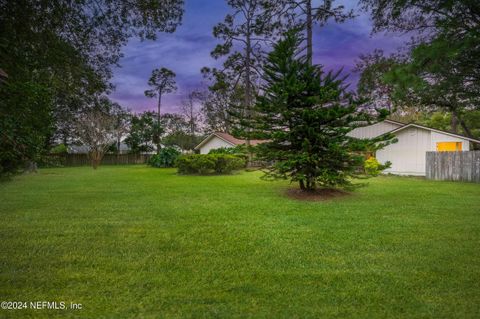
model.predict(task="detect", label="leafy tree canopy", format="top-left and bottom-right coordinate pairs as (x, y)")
top-left (359, 0), bottom-right (480, 138)
top-left (0, 0), bottom-right (184, 176)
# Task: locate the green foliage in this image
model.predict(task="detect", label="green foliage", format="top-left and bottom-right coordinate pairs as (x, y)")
top-left (419, 112), bottom-right (451, 131)
top-left (125, 112), bottom-right (160, 154)
top-left (163, 131), bottom-right (202, 151)
top-left (245, 30), bottom-right (392, 191)
top-left (212, 154), bottom-right (246, 174)
top-left (208, 145), bottom-right (249, 163)
top-left (144, 68), bottom-right (177, 98)
top-left (148, 147), bottom-right (181, 168)
top-left (176, 154), bottom-right (215, 175)
top-left (361, 0), bottom-right (480, 139)
top-left (364, 157), bottom-right (391, 176)
top-left (0, 79), bottom-right (54, 177)
top-left (50, 144), bottom-right (68, 154)
top-left (463, 110), bottom-right (480, 139)
top-left (144, 67), bottom-right (177, 153)
top-left (208, 145), bottom-right (247, 155)
top-left (0, 0), bottom-right (183, 177)
top-left (37, 155), bottom-right (65, 169)
top-left (176, 154), bottom-right (245, 175)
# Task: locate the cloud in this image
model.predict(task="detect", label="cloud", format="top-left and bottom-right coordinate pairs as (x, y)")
top-left (109, 1), bottom-right (410, 112)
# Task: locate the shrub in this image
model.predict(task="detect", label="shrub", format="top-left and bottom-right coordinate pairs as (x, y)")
top-left (209, 145), bottom-right (248, 163)
top-left (176, 154), bottom-right (245, 175)
top-left (209, 144), bottom-right (246, 155)
top-left (212, 154), bottom-right (245, 174)
top-left (50, 144), bottom-right (68, 154)
top-left (149, 147), bottom-right (180, 168)
top-left (37, 155), bottom-right (65, 168)
top-left (364, 157), bottom-right (391, 176)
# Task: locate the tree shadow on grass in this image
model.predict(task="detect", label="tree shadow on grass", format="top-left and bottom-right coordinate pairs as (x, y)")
top-left (284, 187), bottom-right (351, 202)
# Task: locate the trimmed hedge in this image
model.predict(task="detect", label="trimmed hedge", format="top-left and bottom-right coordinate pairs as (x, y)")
top-left (208, 145), bottom-right (248, 162)
top-left (176, 154), bottom-right (245, 175)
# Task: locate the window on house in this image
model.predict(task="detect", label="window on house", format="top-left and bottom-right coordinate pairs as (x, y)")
top-left (436, 142), bottom-right (462, 152)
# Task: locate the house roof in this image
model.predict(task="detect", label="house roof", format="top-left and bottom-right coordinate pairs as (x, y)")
top-left (195, 121), bottom-right (480, 151)
top-left (384, 119), bottom-right (406, 126)
top-left (195, 132), bottom-right (265, 150)
top-left (388, 123), bottom-right (480, 144)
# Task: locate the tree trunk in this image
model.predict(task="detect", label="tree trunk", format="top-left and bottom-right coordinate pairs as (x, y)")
top-left (245, 16), bottom-right (253, 164)
top-left (117, 136), bottom-right (121, 155)
top-left (458, 116), bottom-right (474, 139)
top-left (90, 150), bottom-right (103, 169)
top-left (451, 113), bottom-right (458, 133)
top-left (24, 160), bottom-right (37, 173)
top-left (189, 99), bottom-right (195, 136)
top-left (307, 177), bottom-right (315, 191)
top-left (451, 107), bottom-right (474, 139)
top-left (306, 0), bottom-right (313, 66)
top-left (157, 93), bottom-right (162, 154)
top-left (299, 179), bottom-right (306, 190)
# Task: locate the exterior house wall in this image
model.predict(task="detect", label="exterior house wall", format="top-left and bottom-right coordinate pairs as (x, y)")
top-left (376, 126), bottom-right (470, 176)
top-left (198, 137), bottom-right (234, 154)
top-left (348, 121), bottom-right (402, 139)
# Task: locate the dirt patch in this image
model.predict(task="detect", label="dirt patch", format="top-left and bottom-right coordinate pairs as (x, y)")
top-left (285, 187), bottom-right (351, 201)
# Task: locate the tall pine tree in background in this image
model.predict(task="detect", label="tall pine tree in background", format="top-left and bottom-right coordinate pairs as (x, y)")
top-left (249, 30), bottom-right (392, 191)
top-left (205, 0), bottom-right (286, 154)
top-left (282, 0), bottom-right (354, 65)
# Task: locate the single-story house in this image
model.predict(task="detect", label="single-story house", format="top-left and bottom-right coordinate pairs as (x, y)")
top-left (196, 120), bottom-right (480, 176)
top-left (349, 119), bottom-right (480, 176)
top-left (194, 132), bottom-right (264, 154)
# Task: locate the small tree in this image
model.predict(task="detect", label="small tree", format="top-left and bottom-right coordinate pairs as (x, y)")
top-left (144, 67), bottom-right (177, 153)
top-left (75, 101), bottom-right (126, 169)
top-left (249, 30), bottom-right (391, 191)
top-left (124, 111), bottom-right (159, 154)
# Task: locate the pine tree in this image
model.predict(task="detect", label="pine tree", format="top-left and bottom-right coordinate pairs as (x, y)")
top-left (144, 67), bottom-right (177, 153)
top-left (250, 30), bottom-right (391, 191)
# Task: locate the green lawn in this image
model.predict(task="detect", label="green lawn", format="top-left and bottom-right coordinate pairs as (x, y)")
top-left (0, 166), bottom-right (479, 318)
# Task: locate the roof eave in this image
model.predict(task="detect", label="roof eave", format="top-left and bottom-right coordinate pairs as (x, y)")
top-left (194, 133), bottom-right (237, 150)
top-left (390, 123), bottom-right (480, 144)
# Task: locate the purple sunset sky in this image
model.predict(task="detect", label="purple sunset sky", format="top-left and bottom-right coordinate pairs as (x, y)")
top-left (109, 0), bottom-right (408, 114)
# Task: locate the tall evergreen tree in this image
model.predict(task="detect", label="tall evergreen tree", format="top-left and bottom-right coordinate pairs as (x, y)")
top-left (144, 67), bottom-right (177, 153)
top-left (249, 30), bottom-right (391, 191)
top-left (207, 0), bottom-right (284, 150)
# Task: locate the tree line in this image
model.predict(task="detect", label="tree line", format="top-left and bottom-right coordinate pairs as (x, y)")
top-left (1, 0), bottom-right (478, 189)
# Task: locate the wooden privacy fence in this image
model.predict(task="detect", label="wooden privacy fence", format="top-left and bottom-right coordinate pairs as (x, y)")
top-left (46, 153), bottom-right (152, 167)
top-left (426, 151), bottom-right (480, 182)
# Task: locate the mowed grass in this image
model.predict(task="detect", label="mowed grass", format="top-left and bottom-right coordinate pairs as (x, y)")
top-left (0, 166), bottom-right (479, 318)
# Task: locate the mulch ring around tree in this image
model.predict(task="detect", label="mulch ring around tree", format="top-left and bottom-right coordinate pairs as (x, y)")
top-left (285, 187), bottom-right (351, 201)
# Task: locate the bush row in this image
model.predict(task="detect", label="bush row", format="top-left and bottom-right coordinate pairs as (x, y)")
top-left (176, 154), bottom-right (245, 175)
